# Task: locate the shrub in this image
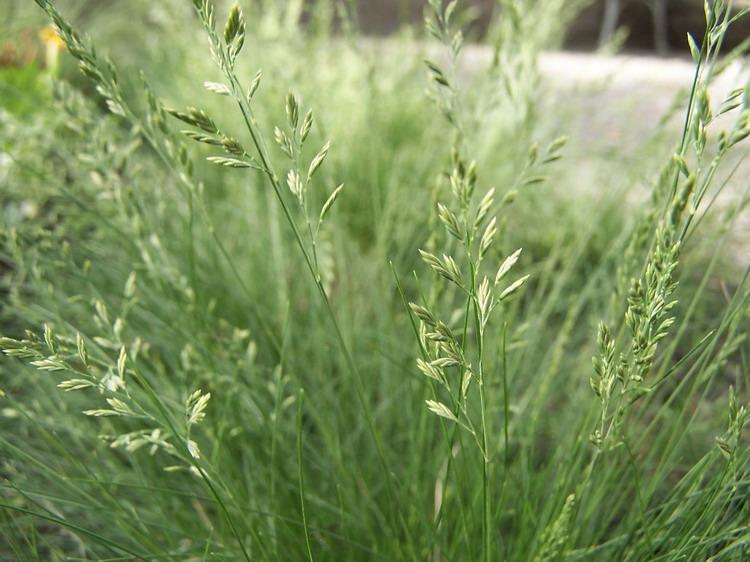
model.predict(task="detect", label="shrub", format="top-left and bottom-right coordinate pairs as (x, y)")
top-left (1, 1), bottom-right (750, 560)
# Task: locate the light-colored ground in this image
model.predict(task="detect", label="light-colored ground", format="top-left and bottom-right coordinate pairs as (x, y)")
top-left (538, 51), bottom-right (748, 144)
top-left (453, 45), bottom-right (750, 264)
top-left (466, 47), bottom-right (748, 147)
top-left (532, 50), bottom-right (750, 264)
top-left (376, 39), bottom-right (750, 258)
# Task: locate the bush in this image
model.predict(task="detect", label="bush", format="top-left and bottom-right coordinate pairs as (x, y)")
top-left (1, 0), bottom-right (750, 560)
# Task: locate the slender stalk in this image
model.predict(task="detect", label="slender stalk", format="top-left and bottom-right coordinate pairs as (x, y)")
top-left (199, 13), bottom-right (418, 555)
top-left (297, 389), bottom-right (315, 562)
top-left (501, 322), bottom-right (510, 486)
top-left (469, 260), bottom-right (491, 562)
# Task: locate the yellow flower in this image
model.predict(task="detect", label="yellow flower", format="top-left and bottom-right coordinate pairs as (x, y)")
top-left (39, 25), bottom-right (64, 50)
top-left (39, 25), bottom-right (64, 77)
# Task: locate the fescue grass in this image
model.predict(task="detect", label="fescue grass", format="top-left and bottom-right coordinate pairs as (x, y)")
top-left (2, 0), bottom-right (750, 560)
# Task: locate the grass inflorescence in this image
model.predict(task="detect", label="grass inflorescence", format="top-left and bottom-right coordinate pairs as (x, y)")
top-left (1, 0), bottom-right (750, 560)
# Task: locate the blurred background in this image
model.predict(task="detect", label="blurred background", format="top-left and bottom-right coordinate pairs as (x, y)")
top-left (358, 0), bottom-right (749, 52)
top-left (3, 0), bottom-right (750, 61)
top-left (2, 2), bottom-right (750, 559)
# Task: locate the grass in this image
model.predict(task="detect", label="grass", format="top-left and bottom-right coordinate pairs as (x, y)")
top-left (1, 0), bottom-right (750, 560)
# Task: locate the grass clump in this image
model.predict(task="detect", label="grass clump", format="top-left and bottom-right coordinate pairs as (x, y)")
top-left (1, 0), bottom-right (750, 560)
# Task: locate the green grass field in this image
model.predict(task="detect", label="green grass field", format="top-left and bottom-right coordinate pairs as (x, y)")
top-left (2, 0), bottom-right (750, 560)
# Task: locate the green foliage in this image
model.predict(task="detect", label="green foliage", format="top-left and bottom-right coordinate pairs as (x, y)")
top-left (2, 0), bottom-right (750, 560)
top-left (0, 65), bottom-right (49, 115)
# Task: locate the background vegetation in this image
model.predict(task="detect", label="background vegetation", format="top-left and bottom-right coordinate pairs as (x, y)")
top-left (1, 0), bottom-right (750, 560)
